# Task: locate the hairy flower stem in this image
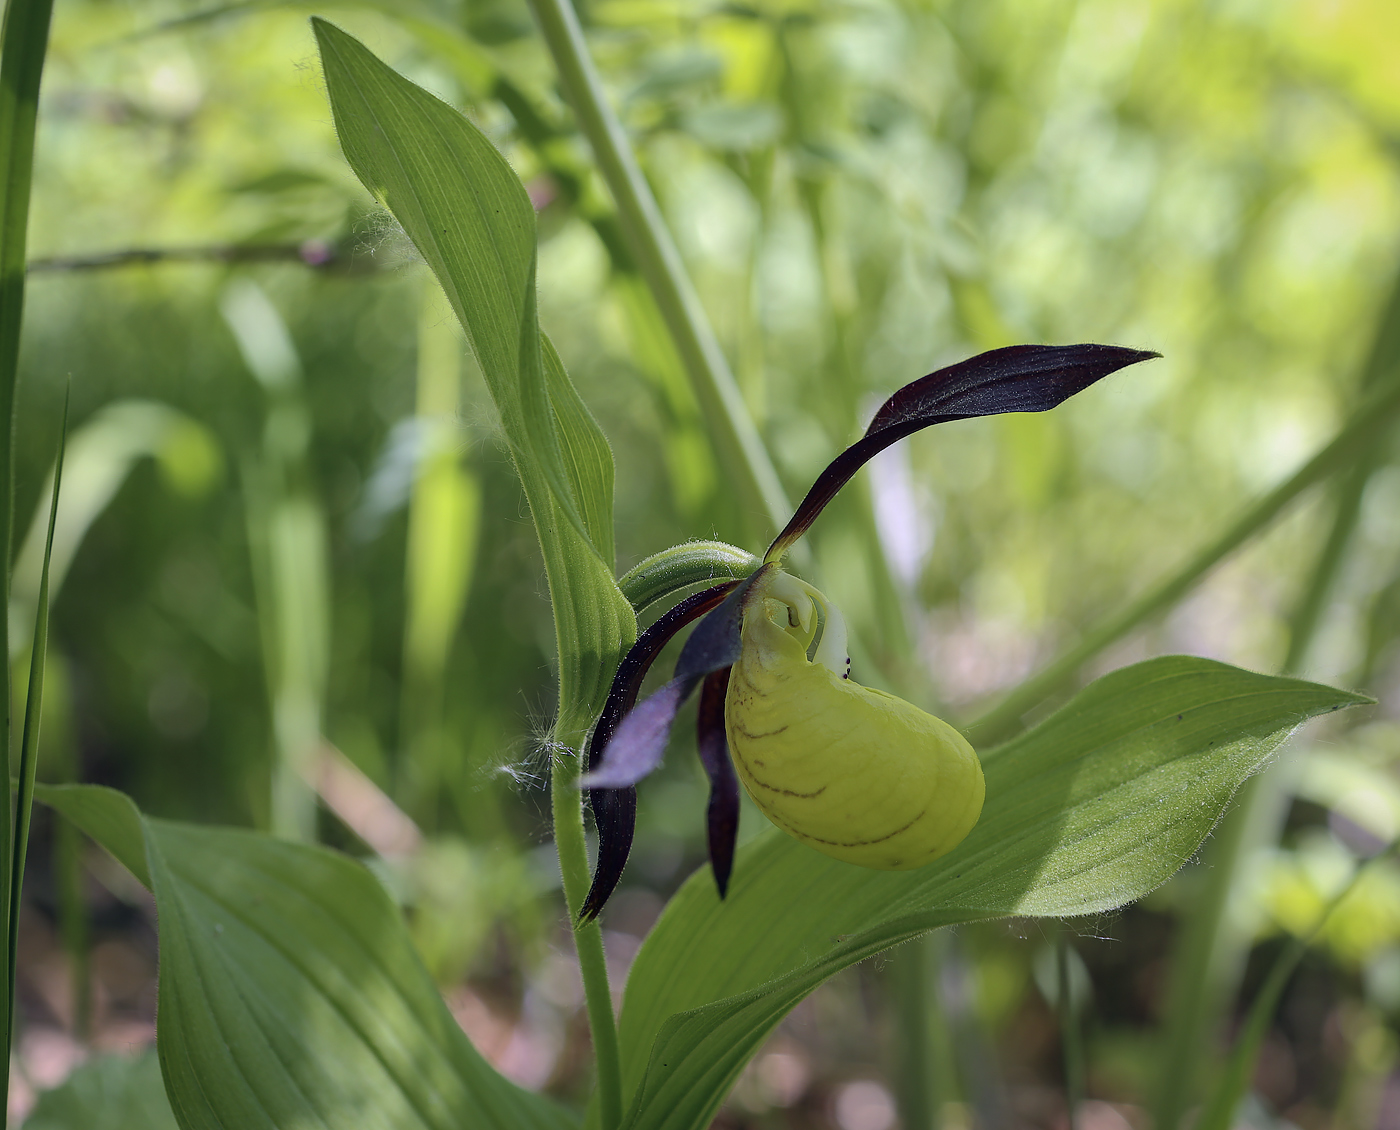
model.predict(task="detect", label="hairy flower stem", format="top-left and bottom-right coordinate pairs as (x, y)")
top-left (552, 739), bottom-right (623, 1128)
top-left (523, 0), bottom-right (790, 538)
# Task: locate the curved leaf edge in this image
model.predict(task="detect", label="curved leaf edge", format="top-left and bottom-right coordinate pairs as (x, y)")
top-left (32, 783), bottom-right (582, 1130)
top-left (614, 657), bottom-right (1371, 1130)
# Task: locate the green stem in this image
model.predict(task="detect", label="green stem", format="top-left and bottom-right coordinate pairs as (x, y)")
top-left (967, 364), bottom-right (1400, 744)
top-left (890, 939), bottom-right (936, 1130)
top-left (551, 739), bottom-right (623, 1129)
top-left (1056, 929), bottom-right (1083, 1130)
top-left (522, 0), bottom-right (791, 537)
top-left (55, 814), bottom-right (89, 1040)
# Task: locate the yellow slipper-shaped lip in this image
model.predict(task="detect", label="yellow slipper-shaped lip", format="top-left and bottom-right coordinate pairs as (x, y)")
top-left (726, 569), bottom-right (984, 870)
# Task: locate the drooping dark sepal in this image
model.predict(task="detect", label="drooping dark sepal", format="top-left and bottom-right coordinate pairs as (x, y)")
top-left (696, 666), bottom-right (739, 899)
top-left (766, 343), bottom-right (1159, 560)
top-left (582, 787), bottom-right (636, 923)
top-left (579, 580), bottom-right (744, 920)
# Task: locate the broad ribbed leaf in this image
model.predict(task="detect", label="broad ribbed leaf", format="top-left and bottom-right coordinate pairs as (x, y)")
top-left (315, 20), bottom-right (633, 730)
top-left (614, 657), bottom-right (1368, 1130)
top-left (35, 785), bottom-right (577, 1130)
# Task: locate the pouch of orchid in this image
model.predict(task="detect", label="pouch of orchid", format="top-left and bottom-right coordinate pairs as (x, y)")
top-left (578, 343), bottom-right (1158, 919)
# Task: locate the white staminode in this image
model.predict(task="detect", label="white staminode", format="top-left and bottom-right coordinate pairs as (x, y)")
top-left (763, 570), bottom-right (850, 677)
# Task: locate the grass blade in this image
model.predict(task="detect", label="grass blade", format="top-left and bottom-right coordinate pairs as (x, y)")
top-left (7, 390), bottom-right (66, 1046)
top-left (0, 0), bottom-right (55, 1095)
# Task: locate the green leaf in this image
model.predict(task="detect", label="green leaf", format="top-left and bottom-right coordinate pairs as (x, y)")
top-left (313, 17), bottom-right (588, 555)
top-left (36, 785), bottom-right (578, 1130)
top-left (543, 333), bottom-right (615, 570)
top-left (22, 1050), bottom-right (178, 1130)
top-left (614, 657), bottom-right (1370, 1130)
top-left (33, 784), bottom-right (148, 885)
top-left (314, 18), bottom-right (634, 731)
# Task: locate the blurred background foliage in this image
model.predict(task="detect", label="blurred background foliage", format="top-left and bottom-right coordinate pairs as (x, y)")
top-left (11, 0), bottom-right (1400, 1126)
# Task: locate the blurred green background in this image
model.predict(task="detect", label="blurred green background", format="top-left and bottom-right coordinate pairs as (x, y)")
top-left (12, 0), bottom-right (1400, 1126)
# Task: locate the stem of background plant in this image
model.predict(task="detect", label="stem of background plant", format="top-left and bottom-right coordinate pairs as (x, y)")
top-left (522, 0), bottom-right (791, 539)
top-left (399, 277), bottom-right (482, 831)
top-left (0, 0), bottom-right (55, 1106)
top-left (891, 940), bottom-right (937, 1130)
top-left (967, 355), bottom-right (1400, 745)
top-left (1055, 928), bottom-right (1083, 1130)
top-left (551, 736), bottom-right (623, 1128)
top-left (1150, 268), bottom-right (1400, 1130)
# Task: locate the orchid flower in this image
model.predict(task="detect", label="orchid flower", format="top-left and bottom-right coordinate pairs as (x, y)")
top-left (578, 343), bottom-right (1158, 918)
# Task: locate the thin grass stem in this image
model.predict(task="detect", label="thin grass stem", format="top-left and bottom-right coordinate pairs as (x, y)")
top-left (891, 939), bottom-right (936, 1130)
top-left (1056, 929), bottom-right (1083, 1130)
top-left (522, 0), bottom-right (790, 537)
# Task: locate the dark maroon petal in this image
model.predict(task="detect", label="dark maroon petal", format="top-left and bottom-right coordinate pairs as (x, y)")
top-left (864, 343), bottom-right (1157, 436)
top-left (765, 344), bottom-right (1159, 560)
top-left (697, 667), bottom-right (738, 898)
top-left (579, 568), bottom-right (770, 918)
top-left (579, 581), bottom-right (740, 921)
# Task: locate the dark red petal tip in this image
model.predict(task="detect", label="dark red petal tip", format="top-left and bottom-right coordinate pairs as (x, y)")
top-left (766, 343), bottom-right (1159, 561)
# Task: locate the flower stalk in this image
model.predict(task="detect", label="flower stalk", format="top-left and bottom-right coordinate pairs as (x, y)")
top-left (551, 736), bottom-right (624, 1128)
